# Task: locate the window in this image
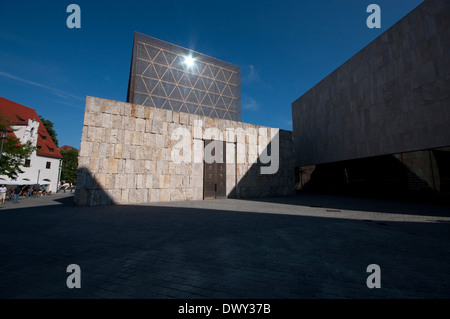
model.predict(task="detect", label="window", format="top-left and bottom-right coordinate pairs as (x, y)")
top-left (48, 147), bottom-right (54, 152)
top-left (46, 162), bottom-right (51, 169)
top-left (24, 159), bottom-right (31, 167)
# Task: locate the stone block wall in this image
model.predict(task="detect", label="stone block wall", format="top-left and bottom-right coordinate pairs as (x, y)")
top-left (75, 96), bottom-right (294, 206)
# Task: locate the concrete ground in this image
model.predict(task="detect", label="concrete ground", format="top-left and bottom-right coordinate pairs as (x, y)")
top-left (0, 192), bottom-right (449, 299)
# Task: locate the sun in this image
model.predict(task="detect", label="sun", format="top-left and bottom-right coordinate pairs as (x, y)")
top-left (183, 55), bottom-right (195, 68)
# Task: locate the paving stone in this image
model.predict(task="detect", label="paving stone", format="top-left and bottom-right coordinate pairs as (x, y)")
top-left (0, 192), bottom-right (449, 298)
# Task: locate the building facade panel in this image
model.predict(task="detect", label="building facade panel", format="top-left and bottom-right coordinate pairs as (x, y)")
top-left (292, 0), bottom-right (450, 167)
top-left (128, 33), bottom-right (241, 122)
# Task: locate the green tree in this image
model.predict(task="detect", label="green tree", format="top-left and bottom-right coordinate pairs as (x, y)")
top-left (0, 116), bottom-right (36, 179)
top-left (60, 148), bottom-right (78, 185)
top-left (39, 115), bottom-right (59, 147)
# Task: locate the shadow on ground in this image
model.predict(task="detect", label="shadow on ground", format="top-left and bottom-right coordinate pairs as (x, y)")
top-left (234, 192), bottom-right (450, 218)
top-left (0, 195), bottom-right (449, 299)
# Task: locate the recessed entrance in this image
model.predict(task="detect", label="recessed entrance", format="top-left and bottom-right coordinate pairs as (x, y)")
top-left (203, 140), bottom-right (226, 199)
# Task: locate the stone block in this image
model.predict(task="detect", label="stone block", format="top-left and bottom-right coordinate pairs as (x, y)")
top-left (86, 126), bottom-right (95, 142)
top-left (135, 104), bottom-right (145, 118)
top-left (170, 189), bottom-right (184, 201)
top-left (128, 188), bottom-right (136, 203)
top-left (145, 119), bottom-right (152, 133)
top-left (127, 174), bottom-right (135, 189)
top-left (189, 114), bottom-right (199, 126)
top-left (136, 118), bottom-right (146, 132)
top-left (102, 113), bottom-right (111, 128)
top-left (159, 189), bottom-right (170, 202)
top-left (94, 113), bottom-right (103, 128)
top-left (185, 188), bottom-right (193, 200)
top-left (133, 131), bottom-right (144, 146)
top-left (182, 175), bottom-right (190, 187)
top-left (130, 145), bottom-right (139, 160)
top-left (154, 148), bottom-right (162, 160)
top-left (170, 175), bottom-right (182, 188)
top-left (85, 97), bottom-right (98, 112)
top-left (154, 134), bottom-right (164, 149)
top-left (119, 102), bottom-right (129, 117)
top-left (114, 144), bottom-right (123, 159)
top-left (155, 161), bottom-right (163, 175)
top-left (144, 133), bottom-right (156, 147)
top-left (236, 142), bottom-right (246, 164)
top-left (193, 175), bottom-right (203, 188)
top-left (110, 128), bottom-right (121, 143)
top-left (164, 147), bottom-right (173, 161)
top-left (78, 156), bottom-right (90, 168)
top-left (89, 156), bottom-right (100, 172)
top-left (79, 141), bottom-right (92, 157)
top-left (193, 139), bottom-right (204, 164)
top-left (192, 187), bottom-right (203, 200)
top-left (158, 175), bottom-right (165, 189)
top-left (144, 107), bottom-right (153, 119)
top-left (145, 174), bottom-right (153, 188)
top-left (108, 158), bottom-right (118, 174)
top-left (193, 163), bottom-right (203, 177)
top-left (172, 111), bottom-right (180, 124)
top-left (151, 120), bottom-right (162, 134)
top-left (98, 142), bottom-right (108, 157)
top-left (164, 175), bottom-right (171, 188)
top-left (135, 189), bottom-right (146, 203)
top-left (179, 112), bottom-right (189, 125)
top-left (104, 174), bottom-right (113, 189)
top-left (136, 174), bottom-right (145, 189)
top-left (150, 189), bottom-right (159, 202)
top-left (226, 143), bottom-right (235, 164)
top-left (168, 162), bottom-right (177, 175)
top-left (166, 110), bottom-right (172, 123)
top-left (206, 117), bottom-right (215, 128)
top-left (193, 125), bottom-right (203, 139)
top-left (124, 159), bottom-right (132, 174)
top-left (116, 174), bottom-right (126, 189)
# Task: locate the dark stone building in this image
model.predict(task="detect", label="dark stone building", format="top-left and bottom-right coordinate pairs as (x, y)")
top-left (292, 0), bottom-right (450, 199)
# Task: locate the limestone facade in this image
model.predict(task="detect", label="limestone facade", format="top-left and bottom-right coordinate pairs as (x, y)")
top-left (75, 96), bottom-right (294, 206)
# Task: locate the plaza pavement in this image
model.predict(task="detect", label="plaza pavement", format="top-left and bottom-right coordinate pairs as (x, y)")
top-left (0, 192), bottom-right (449, 299)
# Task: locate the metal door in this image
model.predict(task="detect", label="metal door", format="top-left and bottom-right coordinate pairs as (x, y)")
top-left (203, 140), bottom-right (226, 199)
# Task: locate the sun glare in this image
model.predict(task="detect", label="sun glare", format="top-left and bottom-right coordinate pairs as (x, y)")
top-left (184, 55), bottom-right (195, 68)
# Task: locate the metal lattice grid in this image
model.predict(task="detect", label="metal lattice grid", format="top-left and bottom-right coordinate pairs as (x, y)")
top-left (127, 32), bottom-right (241, 121)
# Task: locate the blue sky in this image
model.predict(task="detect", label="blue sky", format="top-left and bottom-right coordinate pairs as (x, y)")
top-left (0, 0), bottom-right (424, 148)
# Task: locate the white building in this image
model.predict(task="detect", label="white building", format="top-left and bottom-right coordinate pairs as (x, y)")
top-left (0, 97), bottom-right (63, 193)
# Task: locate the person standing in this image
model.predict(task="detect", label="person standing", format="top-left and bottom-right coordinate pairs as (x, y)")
top-left (13, 186), bottom-right (21, 204)
top-left (0, 185), bottom-right (6, 204)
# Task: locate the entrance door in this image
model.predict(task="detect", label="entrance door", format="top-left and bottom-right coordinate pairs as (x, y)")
top-left (203, 140), bottom-right (226, 199)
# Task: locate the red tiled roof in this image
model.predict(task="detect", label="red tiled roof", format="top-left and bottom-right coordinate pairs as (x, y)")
top-left (0, 96), bottom-right (63, 159)
top-left (59, 145), bottom-right (79, 153)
